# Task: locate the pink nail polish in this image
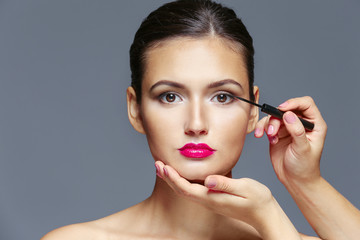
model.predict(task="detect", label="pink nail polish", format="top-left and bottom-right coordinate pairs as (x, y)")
top-left (255, 128), bottom-right (261, 136)
top-left (155, 164), bottom-right (163, 179)
top-left (267, 125), bottom-right (274, 135)
top-left (269, 136), bottom-right (278, 144)
top-left (284, 112), bottom-right (297, 124)
top-left (163, 167), bottom-right (169, 177)
top-left (206, 178), bottom-right (217, 188)
top-left (278, 101), bottom-right (288, 108)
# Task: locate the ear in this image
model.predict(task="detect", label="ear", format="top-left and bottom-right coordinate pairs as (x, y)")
top-left (247, 86), bottom-right (259, 133)
top-left (127, 86), bottom-right (145, 134)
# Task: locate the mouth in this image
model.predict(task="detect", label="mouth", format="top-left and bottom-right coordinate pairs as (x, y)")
top-left (178, 143), bottom-right (216, 159)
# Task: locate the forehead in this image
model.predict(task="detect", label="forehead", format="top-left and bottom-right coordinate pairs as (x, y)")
top-left (142, 37), bottom-right (249, 89)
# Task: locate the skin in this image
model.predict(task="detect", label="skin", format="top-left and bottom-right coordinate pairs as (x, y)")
top-left (135, 37), bottom-right (258, 181)
top-left (255, 98), bottom-right (360, 240)
top-left (42, 37), bottom-right (360, 239)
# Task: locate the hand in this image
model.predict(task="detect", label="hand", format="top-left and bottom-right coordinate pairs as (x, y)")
top-left (255, 96), bottom-right (327, 185)
top-left (155, 161), bottom-right (301, 239)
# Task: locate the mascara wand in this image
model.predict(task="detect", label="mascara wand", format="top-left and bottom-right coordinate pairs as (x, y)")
top-left (230, 95), bottom-right (314, 131)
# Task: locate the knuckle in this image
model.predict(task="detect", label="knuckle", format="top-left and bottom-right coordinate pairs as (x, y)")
top-left (175, 189), bottom-right (184, 197)
top-left (183, 191), bottom-right (192, 198)
top-left (293, 126), bottom-right (305, 137)
top-left (261, 188), bottom-right (273, 204)
top-left (219, 182), bottom-right (230, 192)
top-left (258, 117), bottom-right (267, 126)
top-left (241, 177), bottom-right (252, 183)
top-left (239, 178), bottom-right (251, 189)
top-left (304, 96), bottom-right (314, 104)
top-left (262, 186), bottom-right (272, 199)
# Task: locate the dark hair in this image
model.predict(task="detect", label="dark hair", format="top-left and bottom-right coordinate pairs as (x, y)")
top-left (130, 0), bottom-right (255, 103)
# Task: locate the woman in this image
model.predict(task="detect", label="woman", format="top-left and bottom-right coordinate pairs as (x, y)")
top-left (42, 1), bottom-right (360, 239)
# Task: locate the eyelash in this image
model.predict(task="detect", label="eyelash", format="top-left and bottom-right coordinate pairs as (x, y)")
top-left (157, 91), bottom-right (236, 105)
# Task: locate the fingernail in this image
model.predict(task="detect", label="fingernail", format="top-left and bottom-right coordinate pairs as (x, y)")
top-left (284, 112), bottom-right (297, 124)
top-left (155, 164), bottom-right (162, 179)
top-left (254, 128), bottom-right (261, 136)
top-left (269, 136), bottom-right (278, 144)
top-left (163, 167), bottom-right (169, 177)
top-left (278, 101), bottom-right (288, 108)
top-left (267, 125), bottom-right (274, 135)
top-left (206, 177), bottom-right (217, 188)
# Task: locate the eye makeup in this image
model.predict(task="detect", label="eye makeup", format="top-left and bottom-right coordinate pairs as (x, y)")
top-left (229, 95), bottom-right (314, 131)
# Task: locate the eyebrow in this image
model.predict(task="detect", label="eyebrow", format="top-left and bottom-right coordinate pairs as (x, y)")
top-left (149, 78), bottom-right (243, 92)
top-left (207, 79), bottom-right (244, 90)
top-left (149, 80), bottom-right (186, 92)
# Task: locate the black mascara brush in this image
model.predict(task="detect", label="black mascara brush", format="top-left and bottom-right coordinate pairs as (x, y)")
top-left (230, 95), bottom-right (314, 131)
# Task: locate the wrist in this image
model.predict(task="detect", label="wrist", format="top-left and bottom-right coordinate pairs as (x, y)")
top-left (254, 197), bottom-right (301, 240)
top-left (283, 174), bottom-right (324, 197)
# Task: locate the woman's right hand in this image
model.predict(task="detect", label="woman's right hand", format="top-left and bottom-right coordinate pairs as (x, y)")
top-left (155, 161), bottom-right (302, 240)
top-left (254, 96), bottom-right (327, 187)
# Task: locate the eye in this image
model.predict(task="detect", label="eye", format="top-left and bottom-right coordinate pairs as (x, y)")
top-left (211, 93), bottom-right (234, 104)
top-left (159, 92), bottom-right (182, 103)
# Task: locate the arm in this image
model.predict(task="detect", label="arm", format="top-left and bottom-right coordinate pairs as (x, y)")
top-left (256, 96), bottom-right (360, 240)
top-left (287, 176), bottom-right (360, 239)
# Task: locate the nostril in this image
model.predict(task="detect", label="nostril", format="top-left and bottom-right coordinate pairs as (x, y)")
top-left (185, 129), bottom-right (208, 136)
top-left (199, 130), bottom-right (208, 135)
top-left (185, 130), bottom-right (194, 136)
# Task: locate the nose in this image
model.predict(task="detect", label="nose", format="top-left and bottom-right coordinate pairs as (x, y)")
top-left (184, 99), bottom-right (208, 136)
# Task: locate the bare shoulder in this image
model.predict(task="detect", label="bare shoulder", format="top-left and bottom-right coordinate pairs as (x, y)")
top-left (41, 222), bottom-right (99, 240)
top-left (41, 204), bottom-right (143, 240)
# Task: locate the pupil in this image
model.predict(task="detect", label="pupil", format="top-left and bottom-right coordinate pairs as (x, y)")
top-left (166, 94), bottom-right (175, 102)
top-left (218, 94), bottom-right (227, 102)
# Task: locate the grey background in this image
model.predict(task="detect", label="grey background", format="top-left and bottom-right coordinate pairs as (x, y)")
top-left (0, 0), bottom-right (359, 239)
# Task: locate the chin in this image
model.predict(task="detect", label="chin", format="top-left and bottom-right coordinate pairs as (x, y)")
top-left (175, 162), bottom-right (233, 182)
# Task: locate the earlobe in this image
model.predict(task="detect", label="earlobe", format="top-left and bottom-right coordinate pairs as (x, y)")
top-left (127, 87), bottom-right (146, 134)
top-left (247, 86), bottom-right (259, 133)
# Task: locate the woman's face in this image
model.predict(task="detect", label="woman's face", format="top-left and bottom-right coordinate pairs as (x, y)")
top-left (127, 37), bottom-right (259, 181)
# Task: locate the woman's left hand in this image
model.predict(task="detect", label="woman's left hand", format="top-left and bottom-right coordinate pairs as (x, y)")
top-left (155, 161), bottom-right (302, 239)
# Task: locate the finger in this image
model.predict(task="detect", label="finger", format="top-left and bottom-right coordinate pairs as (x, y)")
top-left (163, 166), bottom-right (251, 214)
top-left (204, 175), bottom-right (249, 198)
top-left (283, 111), bottom-right (310, 154)
top-left (155, 161), bottom-right (165, 178)
top-left (278, 97), bottom-right (326, 127)
top-left (267, 116), bottom-right (282, 137)
top-left (162, 164), bottom-right (209, 201)
top-left (254, 115), bottom-right (270, 138)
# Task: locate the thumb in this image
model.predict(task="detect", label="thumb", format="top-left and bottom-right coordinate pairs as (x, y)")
top-left (283, 111), bottom-right (310, 153)
top-left (205, 175), bottom-right (240, 195)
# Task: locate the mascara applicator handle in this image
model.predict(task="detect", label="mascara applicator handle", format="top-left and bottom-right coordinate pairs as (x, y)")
top-left (261, 104), bottom-right (314, 131)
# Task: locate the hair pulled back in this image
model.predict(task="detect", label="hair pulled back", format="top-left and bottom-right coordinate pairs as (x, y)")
top-left (130, 0), bottom-right (255, 103)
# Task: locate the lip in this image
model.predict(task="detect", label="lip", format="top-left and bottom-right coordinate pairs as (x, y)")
top-left (178, 143), bottom-right (216, 159)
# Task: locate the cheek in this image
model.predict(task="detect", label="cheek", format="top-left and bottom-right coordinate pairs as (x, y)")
top-left (141, 104), bottom-right (183, 152)
top-left (209, 108), bottom-right (250, 163)
top-left (210, 107), bottom-right (250, 141)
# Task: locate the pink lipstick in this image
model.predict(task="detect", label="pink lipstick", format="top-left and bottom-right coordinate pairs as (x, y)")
top-left (178, 143), bottom-right (215, 158)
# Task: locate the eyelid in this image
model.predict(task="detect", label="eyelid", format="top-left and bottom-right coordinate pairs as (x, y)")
top-left (211, 90), bottom-right (236, 99)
